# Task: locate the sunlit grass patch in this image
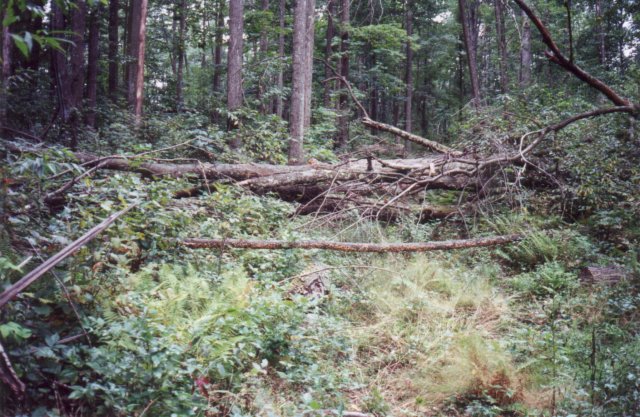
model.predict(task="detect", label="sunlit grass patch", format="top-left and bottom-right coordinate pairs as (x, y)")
top-left (344, 254), bottom-right (547, 415)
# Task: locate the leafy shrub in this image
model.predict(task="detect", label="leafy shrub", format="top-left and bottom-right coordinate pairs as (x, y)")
top-left (510, 261), bottom-right (579, 297)
top-left (69, 316), bottom-right (204, 416)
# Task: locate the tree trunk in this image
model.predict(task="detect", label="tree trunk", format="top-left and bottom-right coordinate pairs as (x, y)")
top-left (227, 0), bottom-right (244, 147)
top-left (404, 0), bottom-right (414, 149)
top-left (336, 0), bottom-right (350, 149)
top-left (288, 0), bottom-right (307, 165)
top-left (274, 0), bottom-right (285, 117)
top-left (458, 0), bottom-right (480, 107)
top-left (493, 0), bottom-right (508, 93)
top-left (0, 11), bottom-right (11, 128)
top-left (213, 0), bottom-right (223, 93)
top-left (128, 0), bottom-right (148, 123)
top-left (108, 0), bottom-right (119, 100)
top-left (519, 8), bottom-right (532, 88)
top-left (257, 0), bottom-right (269, 113)
top-left (127, 0), bottom-right (148, 124)
top-left (323, 0), bottom-right (335, 108)
top-left (369, 53), bottom-right (377, 134)
top-left (86, 6), bottom-right (101, 128)
top-left (176, 0), bottom-right (187, 112)
top-left (595, 0), bottom-right (606, 68)
top-left (50, 0), bottom-right (87, 148)
top-left (564, 0), bottom-right (573, 64)
top-left (69, 1), bottom-right (87, 121)
top-left (303, 0), bottom-right (315, 128)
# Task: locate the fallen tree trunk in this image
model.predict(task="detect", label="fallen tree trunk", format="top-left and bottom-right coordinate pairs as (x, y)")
top-left (182, 234), bottom-right (522, 253)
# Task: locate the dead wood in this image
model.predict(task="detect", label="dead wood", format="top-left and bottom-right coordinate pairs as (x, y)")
top-left (579, 266), bottom-right (629, 285)
top-left (0, 340), bottom-right (25, 397)
top-left (181, 234), bottom-right (522, 252)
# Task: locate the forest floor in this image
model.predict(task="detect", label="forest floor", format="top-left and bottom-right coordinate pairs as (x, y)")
top-left (2, 127), bottom-right (639, 417)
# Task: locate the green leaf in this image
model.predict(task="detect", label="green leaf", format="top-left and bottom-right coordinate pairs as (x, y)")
top-left (10, 33), bottom-right (29, 57)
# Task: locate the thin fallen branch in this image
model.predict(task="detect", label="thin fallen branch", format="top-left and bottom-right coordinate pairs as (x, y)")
top-left (0, 340), bottom-right (25, 397)
top-left (182, 234), bottom-right (522, 253)
top-left (0, 205), bottom-right (136, 310)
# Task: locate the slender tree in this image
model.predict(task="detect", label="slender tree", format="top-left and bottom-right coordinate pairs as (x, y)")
top-left (0, 10), bottom-right (11, 128)
top-left (126, 0), bottom-right (148, 123)
top-left (336, 0), bottom-right (349, 149)
top-left (176, 0), bottom-right (188, 112)
top-left (595, 0), bottom-right (606, 68)
top-left (227, 0), bottom-right (244, 148)
top-left (50, 0), bottom-right (87, 147)
top-left (108, 0), bottom-right (119, 100)
top-left (405, 0), bottom-right (414, 144)
top-left (257, 0), bottom-right (269, 113)
top-left (274, 0), bottom-right (285, 117)
top-left (565, 0), bottom-right (574, 64)
top-left (323, 0), bottom-right (335, 108)
top-left (494, 0), bottom-right (509, 93)
top-left (86, 6), bottom-right (101, 128)
top-left (458, 0), bottom-right (480, 107)
top-left (288, 0), bottom-right (307, 164)
top-left (213, 0), bottom-right (224, 93)
top-left (303, 0), bottom-right (315, 128)
top-left (519, 9), bottom-right (532, 87)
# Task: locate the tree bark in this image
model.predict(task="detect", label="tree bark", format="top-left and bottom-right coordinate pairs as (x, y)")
top-left (303, 0), bottom-right (315, 128)
top-left (458, 0), bottom-right (480, 107)
top-left (404, 0), bottom-right (414, 148)
top-left (493, 0), bottom-right (509, 93)
top-left (182, 234), bottom-right (523, 253)
top-left (227, 0), bottom-right (244, 147)
top-left (86, 6), bottom-right (101, 128)
top-left (108, 0), bottom-right (119, 100)
top-left (519, 8), bottom-right (532, 88)
top-left (336, 0), bottom-right (350, 149)
top-left (289, 0), bottom-right (308, 165)
top-left (323, 0), bottom-right (335, 108)
top-left (127, 0), bottom-right (148, 123)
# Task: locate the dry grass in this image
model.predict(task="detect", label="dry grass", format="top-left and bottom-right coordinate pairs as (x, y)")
top-left (345, 254), bottom-right (548, 416)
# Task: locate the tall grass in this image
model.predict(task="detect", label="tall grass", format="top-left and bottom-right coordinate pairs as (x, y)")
top-left (345, 254), bottom-right (548, 415)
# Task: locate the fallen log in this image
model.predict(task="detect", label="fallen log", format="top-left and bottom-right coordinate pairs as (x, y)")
top-left (182, 234), bottom-right (522, 253)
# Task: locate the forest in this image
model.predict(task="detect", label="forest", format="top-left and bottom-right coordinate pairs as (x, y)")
top-left (0, 0), bottom-right (639, 415)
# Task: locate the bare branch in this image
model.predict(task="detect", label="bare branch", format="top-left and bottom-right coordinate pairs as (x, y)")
top-left (512, 0), bottom-right (634, 108)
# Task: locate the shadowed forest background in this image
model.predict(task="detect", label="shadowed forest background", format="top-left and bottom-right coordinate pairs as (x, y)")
top-left (0, 0), bottom-right (639, 415)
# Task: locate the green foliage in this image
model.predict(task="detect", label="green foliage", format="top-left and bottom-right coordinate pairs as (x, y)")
top-left (510, 261), bottom-right (579, 297)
